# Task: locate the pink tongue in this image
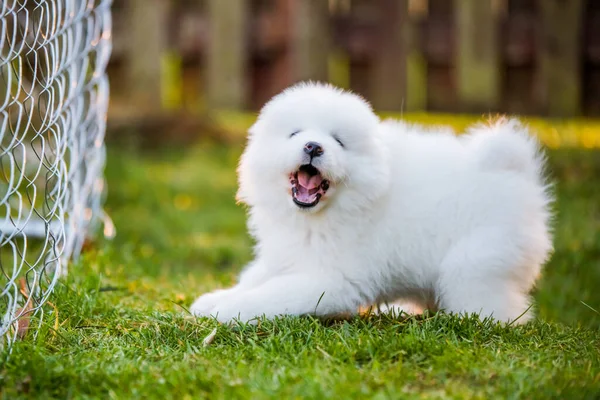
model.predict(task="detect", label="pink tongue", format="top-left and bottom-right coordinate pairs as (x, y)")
top-left (297, 170), bottom-right (322, 190)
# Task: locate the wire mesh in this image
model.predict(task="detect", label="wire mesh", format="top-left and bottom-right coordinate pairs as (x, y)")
top-left (0, 0), bottom-right (112, 348)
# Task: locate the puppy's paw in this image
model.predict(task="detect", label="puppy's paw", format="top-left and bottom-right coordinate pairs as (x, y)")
top-left (190, 289), bottom-right (230, 317)
top-left (209, 301), bottom-right (261, 324)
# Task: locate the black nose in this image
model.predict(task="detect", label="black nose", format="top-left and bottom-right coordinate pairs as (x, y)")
top-left (304, 141), bottom-right (324, 158)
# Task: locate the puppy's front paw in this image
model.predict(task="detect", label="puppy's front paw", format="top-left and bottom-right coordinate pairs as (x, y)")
top-left (190, 289), bottom-right (229, 317)
top-left (209, 301), bottom-right (260, 324)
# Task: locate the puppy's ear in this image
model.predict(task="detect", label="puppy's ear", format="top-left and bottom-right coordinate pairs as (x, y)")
top-left (235, 186), bottom-right (248, 206)
top-left (235, 152), bottom-right (251, 206)
top-left (247, 120), bottom-right (263, 140)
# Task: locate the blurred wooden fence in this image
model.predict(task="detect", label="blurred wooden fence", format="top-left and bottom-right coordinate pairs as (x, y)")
top-left (108, 0), bottom-right (600, 118)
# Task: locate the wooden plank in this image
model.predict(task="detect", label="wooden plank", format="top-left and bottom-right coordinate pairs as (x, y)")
top-left (290, 1), bottom-right (329, 83)
top-left (427, 0), bottom-right (455, 111)
top-left (455, 0), bottom-right (500, 112)
top-left (370, 0), bottom-right (409, 112)
top-left (346, 0), bottom-right (378, 100)
top-left (502, 2), bottom-right (536, 115)
top-left (350, 61), bottom-right (371, 100)
top-left (406, 1), bottom-right (427, 112)
top-left (206, 0), bottom-right (248, 110)
top-left (584, 1), bottom-right (600, 115)
top-left (127, 0), bottom-right (170, 111)
top-left (250, 0), bottom-right (293, 109)
top-left (538, 0), bottom-right (584, 117)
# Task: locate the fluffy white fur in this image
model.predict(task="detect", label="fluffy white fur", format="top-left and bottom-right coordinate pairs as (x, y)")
top-left (190, 82), bottom-right (553, 324)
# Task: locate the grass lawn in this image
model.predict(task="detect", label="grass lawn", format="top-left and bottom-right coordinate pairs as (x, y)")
top-left (1, 117), bottom-right (600, 399)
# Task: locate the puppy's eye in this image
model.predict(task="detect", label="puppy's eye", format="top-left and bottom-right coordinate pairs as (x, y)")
top-left (290, 130), bottom-right (300, 138)
top-left (333, 135), bottom-right (344, 148)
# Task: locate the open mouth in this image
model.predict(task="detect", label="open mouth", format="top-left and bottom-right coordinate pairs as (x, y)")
top-left (289, 164), bottom-right (330, 208)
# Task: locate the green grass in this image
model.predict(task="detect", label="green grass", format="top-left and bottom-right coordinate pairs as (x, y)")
top-left (2, 122), bottom-right (600, 399)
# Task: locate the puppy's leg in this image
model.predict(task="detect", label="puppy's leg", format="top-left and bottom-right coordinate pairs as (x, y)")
top-left (206, 273), bottom-right (361, 323)
top-left (436, 229), bottom-right (537, 324)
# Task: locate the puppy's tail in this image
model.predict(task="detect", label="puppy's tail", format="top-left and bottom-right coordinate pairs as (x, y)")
top-left (465, 118), bottom-right (545, 182)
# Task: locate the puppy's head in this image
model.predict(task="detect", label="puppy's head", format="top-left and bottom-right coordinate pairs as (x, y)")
top-left (237, 82), bottom-right (389, 215)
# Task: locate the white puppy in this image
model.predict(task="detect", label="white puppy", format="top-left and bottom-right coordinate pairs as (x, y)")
top-left (191, 82), bottom-right (553, 324)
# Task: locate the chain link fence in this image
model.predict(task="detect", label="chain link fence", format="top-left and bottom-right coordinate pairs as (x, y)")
top-left (0, 0), bottom-right (112, 349)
